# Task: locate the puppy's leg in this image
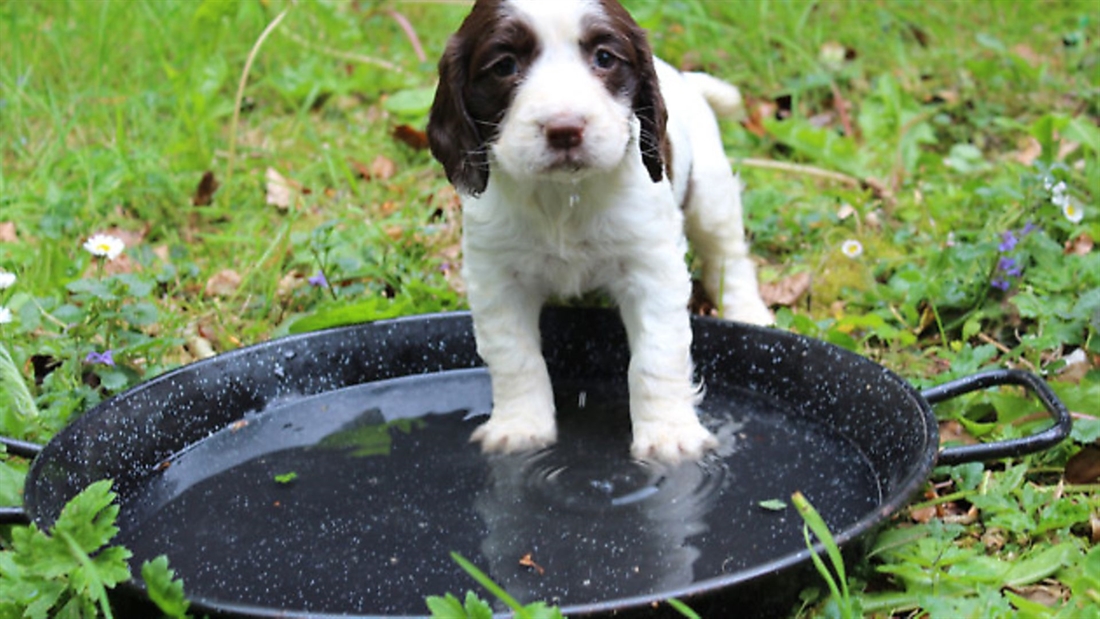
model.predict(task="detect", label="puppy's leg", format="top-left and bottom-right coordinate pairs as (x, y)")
top-left (468, 285), bottom-right (557, 453)
top-left (611, 258), bottom-right (716, 463)
top-left (684, 164), bottom-right (773, 326)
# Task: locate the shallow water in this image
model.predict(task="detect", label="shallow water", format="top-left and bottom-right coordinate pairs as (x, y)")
top-left (115, 368), bottom-right (880, 615)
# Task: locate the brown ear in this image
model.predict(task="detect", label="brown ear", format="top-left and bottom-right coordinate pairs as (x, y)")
top-left (631, 37), bottom-right (668, 184)
top-left (428, 37), bottom-right (490, 196)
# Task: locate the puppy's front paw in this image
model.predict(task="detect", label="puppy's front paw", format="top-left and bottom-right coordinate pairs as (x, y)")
top-left (631, 419), bottom-right (718, 463)
top-left (722, 296), bottom-right (774, 326)
top-left (471, 411), bottom-right (557, 454)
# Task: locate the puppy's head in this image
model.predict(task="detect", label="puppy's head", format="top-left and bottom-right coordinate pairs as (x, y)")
top-left (427, 0), bottom-right (668, 196)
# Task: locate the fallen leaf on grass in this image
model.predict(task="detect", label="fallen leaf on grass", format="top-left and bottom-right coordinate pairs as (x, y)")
top-left (0, 222), bottom-right (16, 242)
top-left (981, 527), bottom-right (1007, 551)
top-left (1007, 581), bottom-right (1070, 607)
top-left (277, 270), bottom-right (308, 297)
top-left (265, 167), bottom-right (309, 210)
top-left (1064, 233), bottom-right (1094, 256)
top-left (1065, 444), bottom-right (1100, 484)
top-left (1011, 136), bottom-right (1043, 166)
top-left (204, 269), bottom-right (242, 298)
top-left (759, 272), bottom-right (811, 307)
top-left (740, 96), bottom-right (775, 138)
top-left (1056, 348), bottom-right (1092, 383)
top-left (100, 252), bottom-right (138, 276)
top-left (351, 155), bottom-right (397, 181)
top-left (184, 323), bottom-right (216, 360)
top-left (392, 124), bottom-right (428, 150)
top-left (103, 226), bottom-right (147, 249)
top-left (192, 171), bottom-right (219, 206)
top-left (1011, 43), bottom-right (1045, 68)
top-left (939, 419), bottom-right (978, 447)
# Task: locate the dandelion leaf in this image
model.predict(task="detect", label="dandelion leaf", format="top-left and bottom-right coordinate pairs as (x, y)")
top-left (142, 555), bottom-right (191, 618)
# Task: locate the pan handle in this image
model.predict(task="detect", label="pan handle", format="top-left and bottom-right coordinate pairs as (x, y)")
top-left (1, 436), bottom-right (43, 459)
top-left (0, 437), bottom-right (42, 525)
top-left (921, 368), bottom-right (1072, 466)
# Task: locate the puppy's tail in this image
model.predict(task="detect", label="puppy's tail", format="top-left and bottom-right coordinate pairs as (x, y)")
top-left (683, 72), bottom-right (745, 121)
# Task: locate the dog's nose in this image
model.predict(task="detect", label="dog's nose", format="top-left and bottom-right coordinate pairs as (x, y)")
top-left (544, 116), bottom-right (585, 150)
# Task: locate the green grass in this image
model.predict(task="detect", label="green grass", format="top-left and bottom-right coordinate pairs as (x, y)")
top-left (1, 0), bottom-right (1099, 617)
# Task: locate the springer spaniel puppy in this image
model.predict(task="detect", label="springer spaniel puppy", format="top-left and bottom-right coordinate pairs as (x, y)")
top-left (428, 0), bottom-right (772, 462)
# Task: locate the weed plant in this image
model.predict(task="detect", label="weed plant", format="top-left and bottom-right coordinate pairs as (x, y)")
top-left (1, 1), bottom-right (1098, 617)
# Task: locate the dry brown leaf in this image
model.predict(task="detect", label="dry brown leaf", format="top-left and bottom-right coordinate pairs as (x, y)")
top-left (1007, 581), bottom-right (1070, 607)
top-left (909, 504), bottom-right (937, 524)
top-left (392, 124), bottom-right (429, 150)
top-left (759, 272), bottom-right (811, 307)
top-left (349, 158), bottom-right (372, 180)
top-left (192, 170), bottom-right (219, 206)
top-left (932, 89), bottom-right (960, 105)
top-left (204, 269), bottom-right (242, 298)
top-left (1065, 444), bottom-right (1100, 484)
top-left (0, 222), bottom-right (16, 242)
top-left (352, 155), bottom-right (398, 182)
top-left (370, 154), bottom-right (397, 180)
top-left (1057, 139), bottom-right (1080, 161)
top-left (1057, 348), bottom-right (1091, 383)
top-left (1011, 43), bottom-right (1044, 68)
top-left (1012, 137), bottom-right (1043, 166)
top-left (100, 253), bottom-right (138, 276)
top-left (104, 226), bottom-right (147, 248)
top-left (265, 167), bottom-right (293, 210)
top-left (277, 270), bottom-right (307, 297)
top-left (1064, 233), bottom-right (1094, 256)
top-left (981, 527), bottom-right (1007, 551)
top-left (518, 553), bottom-right (545, 575)
top-left (938, 419), bottom-right (978, 447)
top-left (265, 167), bottom-right (309, 210)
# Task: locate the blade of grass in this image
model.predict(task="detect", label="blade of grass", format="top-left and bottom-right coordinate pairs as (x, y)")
top-left (792, 490), bottom-right (854, 618)
top-left (223, 6), bottom-right (290, 207)
top-left (450, 552), bottom-right (526, 615)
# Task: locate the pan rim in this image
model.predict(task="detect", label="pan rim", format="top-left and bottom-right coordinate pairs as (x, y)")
top-left (23, 308), bottom-right (941, 617)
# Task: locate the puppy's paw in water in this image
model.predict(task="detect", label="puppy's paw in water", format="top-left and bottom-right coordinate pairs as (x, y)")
top-left (630, 419), bottom-right (718, 463)
top-left (471, 412), bottom-right (557, 454)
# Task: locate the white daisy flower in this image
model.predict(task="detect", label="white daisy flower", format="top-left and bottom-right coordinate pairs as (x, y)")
top-left (1062, 200), bottom-right (1084, 224)
top-left (841, 239), bottom-right (863, 258)
top-left (0, 271), bottom-right (14, 290)
top-left (0, 306), bottom-right (12, 324)
top-left (83, 234), bottom-right (125, 261)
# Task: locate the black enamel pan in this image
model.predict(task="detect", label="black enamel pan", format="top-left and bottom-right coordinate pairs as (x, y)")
top-left (0, 308), bottom-right (1070, 618)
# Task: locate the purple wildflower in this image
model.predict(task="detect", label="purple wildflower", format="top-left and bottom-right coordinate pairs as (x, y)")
top-left (1020, 221), bottom-right (1038, 236)
top-left (308, 270), bottom-right (329, 288)
top-left (85, 350), bottom-right (115, 366)
top-left (991, 278), bottom-right (1011, 291)
top-left (998, 230), bottom-right (1018, 253)
top-left (997, 256), bottom-right (1022, 277)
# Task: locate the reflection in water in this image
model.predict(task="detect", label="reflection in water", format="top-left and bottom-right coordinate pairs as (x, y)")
top-left (474, 388), bottom-right (737, 606)
top-left (114, 370), bottom-right (880, 616)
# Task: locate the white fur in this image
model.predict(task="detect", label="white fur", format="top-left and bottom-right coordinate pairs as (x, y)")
top-left (459, 0), bottom-right (771, 462)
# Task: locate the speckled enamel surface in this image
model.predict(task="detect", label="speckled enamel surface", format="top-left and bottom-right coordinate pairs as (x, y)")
top-left (24, 308), bottom-right (939, 618)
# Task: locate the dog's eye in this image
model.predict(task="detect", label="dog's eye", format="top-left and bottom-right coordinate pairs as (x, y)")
top-left (593, 48), bottom-right (617, 70)
top-left (490, 55), bottom-right (519, 78)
